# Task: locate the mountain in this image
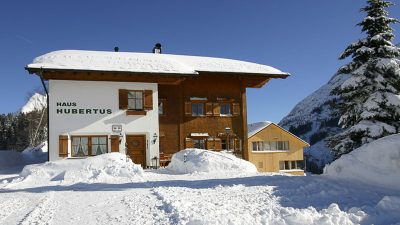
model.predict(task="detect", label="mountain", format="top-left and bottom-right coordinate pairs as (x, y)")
top-left (21, 93), bottom-right (47, 114)
top-left (279, 73), bottom-right (350, 173)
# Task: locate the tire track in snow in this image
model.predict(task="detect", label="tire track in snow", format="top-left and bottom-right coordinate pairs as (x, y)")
top-left (0, 197), bottom-right (29, 224)
top-left (121, 189), bottom-right (171, 225)
top-left (20, 192), bottom-right (58, 225)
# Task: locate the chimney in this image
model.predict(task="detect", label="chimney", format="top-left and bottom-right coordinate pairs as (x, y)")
top-left (114, 47), bottom-right (119, 52)
top-left (152, 43), bottom-right (162, 54)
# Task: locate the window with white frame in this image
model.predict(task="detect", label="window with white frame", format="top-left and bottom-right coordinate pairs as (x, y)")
top-left (279, 160), bottom-right (304, 170)
top-left (252, 141), bottom-right (284, 151)
top-left (271, 141), bottom-right (289, 150)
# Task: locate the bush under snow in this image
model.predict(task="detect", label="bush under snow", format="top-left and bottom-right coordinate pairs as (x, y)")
top-left (324, 134), bottom-right (400, 190)
top-left (17, 153), bottom-right (143, 184)
top-left (166, 149), bottom-right (257, 174)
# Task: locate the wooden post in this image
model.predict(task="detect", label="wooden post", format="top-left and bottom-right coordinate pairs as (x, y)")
top-left (241, 85), bottom-right (249, 160)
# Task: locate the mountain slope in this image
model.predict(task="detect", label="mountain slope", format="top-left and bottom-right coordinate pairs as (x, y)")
top-left (21, 93), bottom-right (47, 114)
top-left (279, 73), bottom-right (350, 172)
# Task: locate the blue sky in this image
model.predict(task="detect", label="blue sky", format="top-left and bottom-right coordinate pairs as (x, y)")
top-left (0, 0), bottom-right (399, 123)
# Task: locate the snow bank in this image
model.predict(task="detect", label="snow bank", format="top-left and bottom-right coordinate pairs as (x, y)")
top-left (18, 153), bottom-right (143, 184)
top-left (0, 151), bottom-right (24, 168)
top-left (21, 142), bottom-right (48, 164)
top-left (324, 134), bottom-right (400, 190)
top-left (21, 93), bottom-right (46, 114)
top-left (166, 149), bottom-right (257, 174)
top-left (0, 142), bottom-right (48, 169)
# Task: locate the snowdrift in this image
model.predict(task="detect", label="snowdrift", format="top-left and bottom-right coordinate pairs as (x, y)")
top-left (18, 153), bottom-right (143, 184)
top-left (21, 142), bottom-right (48, 164)
top-left (166, 149), bottom-right (257, 174)
top-left (324, 134), bottom-right (400, 190)
top-left (0, 142), bottom-right (48, 169)
top-left (0, 151), bottom-right (24, 168)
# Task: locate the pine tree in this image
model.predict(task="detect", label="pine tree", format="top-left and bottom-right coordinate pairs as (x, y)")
top-left (329, 0), bottom-right (400, 159)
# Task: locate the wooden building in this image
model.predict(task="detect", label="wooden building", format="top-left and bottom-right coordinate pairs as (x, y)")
top-left (248, 121), bottom-right (309, 175)
top-left (26, 49), bottom-right (289, 167)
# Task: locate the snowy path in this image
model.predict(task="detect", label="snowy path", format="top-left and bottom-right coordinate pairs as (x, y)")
top-left (0, 170), bottom-right (399, 225)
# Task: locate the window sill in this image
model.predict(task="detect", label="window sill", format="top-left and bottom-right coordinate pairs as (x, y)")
top-left (251, 150), bottom-right (290, 153)
top-left (126, 110), bottom-right (147, 115)
top-left (191, 115), bottom-right (206, 117)
top-left (279, 169), bottom-right (304, 172)
top-left (220, 114), bottom-right (232, 117)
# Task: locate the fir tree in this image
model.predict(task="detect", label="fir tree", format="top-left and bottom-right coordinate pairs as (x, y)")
top-left (329, 0), bottom-right (400, 159)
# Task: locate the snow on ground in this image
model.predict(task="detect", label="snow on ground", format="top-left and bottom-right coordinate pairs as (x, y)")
top-left (0, 142), bottom-right (48, 169)
top-left (324, 134), bottom-right (400, 191)
top-left (20, 93), bottom-right (46, 114)
top-left (0, 149), bottom-right (399, 225)
top-left (13, 153), bottom-right (144, 186)
top-left (165, 148), bottom-right (257, 174)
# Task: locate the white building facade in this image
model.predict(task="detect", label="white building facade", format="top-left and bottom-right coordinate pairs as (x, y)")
top-left (49, 80), bottom-right (159, 167)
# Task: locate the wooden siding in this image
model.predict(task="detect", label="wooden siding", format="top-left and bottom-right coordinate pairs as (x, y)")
top-left (248, 124), bottom-right (308, 175)
top-left (159, 75), bottom-right (247, 157)
top-left (38, 70), bottom-right (278, 88)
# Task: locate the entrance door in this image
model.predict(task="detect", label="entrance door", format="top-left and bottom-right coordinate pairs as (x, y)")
top-left (126, 135), bottom-right (146, 167)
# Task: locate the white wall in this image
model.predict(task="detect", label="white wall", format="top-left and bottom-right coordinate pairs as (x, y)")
top-left (49, 80), bottom-right (159, 166)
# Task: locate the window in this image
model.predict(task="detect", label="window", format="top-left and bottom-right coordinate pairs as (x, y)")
top-left (220, 103), bottom-right (232, 115)
top-left (128, 91), bottom-right (143, 110)
top-left (72, 136), bottom-right (108, 157)
top-left (279, 160), bottom-right (304, 170)
top-left (72, 137), bottom-right (88, 157)
top-left (192, 103), bottom-right (205, 116)
top-left (194, 139), bottom-right (205, 149)
top-left (92, 137), bottom-right (108, 155)
top-left (271, 141), bottom-right (289, 150)
top-left (119, 89), bottom-right (153, 115)
top-left (252, 141), bottom-right (273, 151)
top-left (252, 142), bottom-right (257, 151)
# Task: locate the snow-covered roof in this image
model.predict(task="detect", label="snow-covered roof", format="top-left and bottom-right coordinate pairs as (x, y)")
top-left (248, 121), bottom-right (273, 138)
top-left (248, 121), bottom-right (309, 146)
top-left (26, 50), bottom-right (289, 76)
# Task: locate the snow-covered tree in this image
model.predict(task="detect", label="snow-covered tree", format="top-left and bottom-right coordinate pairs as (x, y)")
top-left (329, 0), bottom-right (400, 159)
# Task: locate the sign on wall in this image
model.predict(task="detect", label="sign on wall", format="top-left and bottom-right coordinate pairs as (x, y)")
top-left (55, 102), bottom-right (112, 115)
top-left (112, 125), bottom-right (122, 133)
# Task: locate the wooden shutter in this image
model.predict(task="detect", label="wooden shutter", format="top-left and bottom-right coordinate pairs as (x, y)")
top-left (111, 135), bottom-right (119, 152)
top-left (185, 138), bottom-right (194, 148)
top-left (234, 139), bottom-right (241, 151)
top-left (185, 102), bottom-right (192, 116)
top-left (59, 135), bottom-right (68, 157)
top-left (119, 89), bottom-right (128, 110)
top-left (214, 138), bottom-right (222, 151)
top-left (205, 139), bottom-right (214, 150)
top-left (144, 90), bottom-right (153, 110)
top-left (232, 103), bottom-right (240, 116)
top-left (206, 103), bottom-right (213, 116)
top-left (213, 102), bottom-right (220, 116)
